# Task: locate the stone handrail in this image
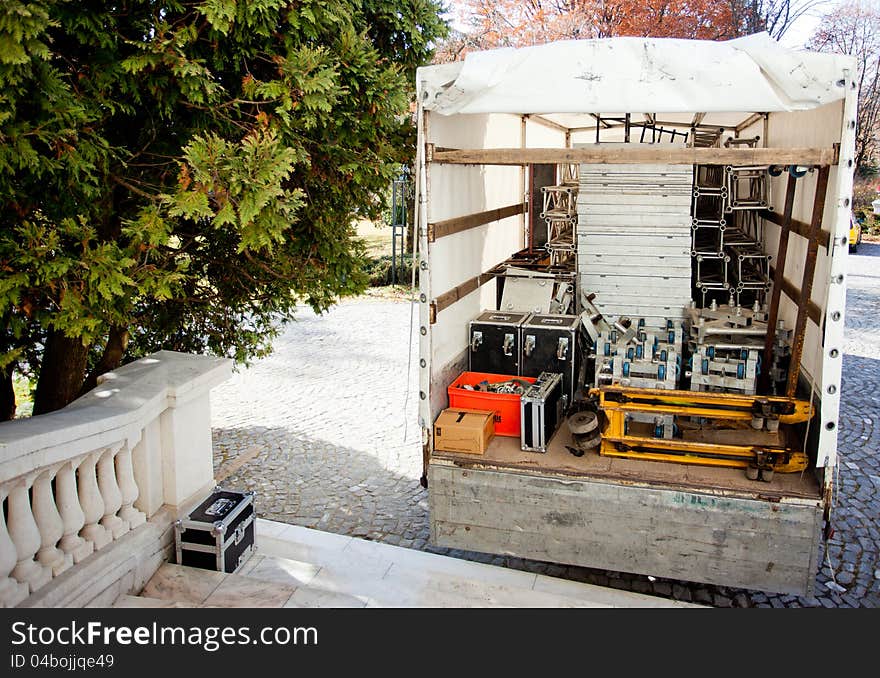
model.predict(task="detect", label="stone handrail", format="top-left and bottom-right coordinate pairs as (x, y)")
top-left (0, 351), bottom-right (231, 607)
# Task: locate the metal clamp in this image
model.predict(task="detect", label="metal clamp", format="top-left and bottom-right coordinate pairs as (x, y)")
top-left (524, 335), bottom-right (536, 357)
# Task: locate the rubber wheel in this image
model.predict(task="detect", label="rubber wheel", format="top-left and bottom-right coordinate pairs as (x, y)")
top-left (760, 468), bottom-right (775, 482)
top-left (746, 465), bottom-right (760, 481)
top-left (567, 411), bottom-right (599, 435)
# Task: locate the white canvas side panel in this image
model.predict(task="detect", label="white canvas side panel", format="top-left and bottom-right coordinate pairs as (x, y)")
top-left (428, 114), bottom-right (523, 376)
top-left (524, 118), bottom-right (567, 147)
top-left (761, 94), bottom-right (854, 471)
top-left (760, 101), bottom-right (846, 389)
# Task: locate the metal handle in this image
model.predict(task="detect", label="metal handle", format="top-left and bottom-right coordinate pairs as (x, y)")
top-left (503, 333), bottom-right (515, 356)
top-left (557, 337), bottom-right (569, 360)
top-left (234, 523), bottom-right (246, 545)
top-left (524, 335), bottom-right (535, 357)
top-left (471, 331), bottom-right (483, 352)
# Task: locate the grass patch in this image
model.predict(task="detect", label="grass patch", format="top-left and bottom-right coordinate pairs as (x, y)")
top-left (13, 375), bottom-right (33, 418)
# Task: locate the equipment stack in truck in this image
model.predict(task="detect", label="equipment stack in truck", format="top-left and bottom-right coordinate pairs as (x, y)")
top-left (415, 34), bottom-right (856, 596)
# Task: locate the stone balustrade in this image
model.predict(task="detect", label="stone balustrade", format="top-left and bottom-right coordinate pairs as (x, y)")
top-left (0, 351), bottom-right (231, 607)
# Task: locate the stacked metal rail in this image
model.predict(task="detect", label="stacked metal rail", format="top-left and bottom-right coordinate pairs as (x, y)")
top-left (691, 148), bottom-right (772, 307)
top-left (577, 164), bottom-right (693, 327)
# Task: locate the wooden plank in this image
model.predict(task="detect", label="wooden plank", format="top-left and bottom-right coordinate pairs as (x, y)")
top-left (430, 145), bottom-right (838, 167)
top-left (769, 271), bottom-right (822, 327)
top-left (428, 203), bottom-right (525, 242)
top-left (735, 112), bottom-right (766, 133)
top-left (761, 209), bottom-right (831, 250)
top-left (432, 272), bottom-right (495, 317)
top-left (432, 519), bottom-right (815, 593)
top-left (432, 475), bottom-right (817, 537)
top-left (428, 464), bottom-right (821, 596)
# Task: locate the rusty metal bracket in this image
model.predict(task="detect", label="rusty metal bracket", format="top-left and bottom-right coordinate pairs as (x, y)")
top-left (786, 165), bottom-right (830, 398)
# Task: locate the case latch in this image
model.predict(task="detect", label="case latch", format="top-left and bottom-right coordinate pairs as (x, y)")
top-left (503, 333), bottom-right (515, 356)
top-left (557, 337), bottom-right (569, 360)
top-left (471, 331), bottom-right (483, 352)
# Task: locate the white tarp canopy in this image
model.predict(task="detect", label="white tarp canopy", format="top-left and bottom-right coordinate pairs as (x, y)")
top-left (418, 33), bottom-right (855, 116)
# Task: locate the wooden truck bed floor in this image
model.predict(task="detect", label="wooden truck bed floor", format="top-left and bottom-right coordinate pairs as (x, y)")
top-left (433, 424), bottom-right (822, 502)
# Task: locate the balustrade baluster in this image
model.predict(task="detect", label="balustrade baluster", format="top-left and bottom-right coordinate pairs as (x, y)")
top-left (77, 452), bottom-right (111, 550)
top-left (0, 488), bottom-right (29, 607)
top-left (115, 444), bottom-right (145, 529)
top-left (56, 459), bottom-right (94, 563)
top-left (97, 445), bottom-right (127, 539)
top-left (7, 480), bottom-right (52, 592)
top-left (32, 469), bottom-right (72, 576)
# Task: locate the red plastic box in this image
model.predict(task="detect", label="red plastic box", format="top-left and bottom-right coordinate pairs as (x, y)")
top-left (447, 372), bottom-right (537, 437)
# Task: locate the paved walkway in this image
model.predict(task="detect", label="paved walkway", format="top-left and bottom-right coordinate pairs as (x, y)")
top-left (212, 246), bottom-right (880, 607)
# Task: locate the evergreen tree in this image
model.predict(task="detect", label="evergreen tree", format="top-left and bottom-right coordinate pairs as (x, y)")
top-left (0, 0), bottom-right (448, 417)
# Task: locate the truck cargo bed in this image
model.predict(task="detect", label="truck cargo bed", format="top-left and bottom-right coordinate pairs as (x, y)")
top-left (430, 427), bottom-right (823, 596)
top-left (433, 425), bottom-right (822, 501)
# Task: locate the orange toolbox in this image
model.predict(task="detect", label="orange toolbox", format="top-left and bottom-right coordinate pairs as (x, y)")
top-left (447, 372), bottom-right (537, 437)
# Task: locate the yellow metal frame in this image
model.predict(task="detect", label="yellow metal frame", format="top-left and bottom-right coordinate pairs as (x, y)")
top-left (589, 386), bottom-right (813, 473)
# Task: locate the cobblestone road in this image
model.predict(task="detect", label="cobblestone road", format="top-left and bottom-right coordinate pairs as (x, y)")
top-left (212, 245), bottom-right (880, 607)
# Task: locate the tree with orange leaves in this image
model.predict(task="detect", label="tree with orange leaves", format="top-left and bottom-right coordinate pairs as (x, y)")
top-left (809, 0), bottom-right (880, 171)
top-left (435, 0), bottom-right (820, 63)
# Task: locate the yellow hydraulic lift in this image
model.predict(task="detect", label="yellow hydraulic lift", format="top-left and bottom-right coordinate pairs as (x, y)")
top-left (589, 386), bottom-right (814, 481)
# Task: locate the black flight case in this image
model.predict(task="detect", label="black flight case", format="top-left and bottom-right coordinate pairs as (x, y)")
top-left (468, 310), bottom-right (530, 376)
top-left (174, 487), bottom-right (256, 574)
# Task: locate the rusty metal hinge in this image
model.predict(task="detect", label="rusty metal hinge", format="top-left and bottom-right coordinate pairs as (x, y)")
top-left (429, 301), bottom-right (437, 325)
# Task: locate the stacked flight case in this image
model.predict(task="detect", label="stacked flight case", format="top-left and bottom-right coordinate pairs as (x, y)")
top-left (520, 313), bottom-right (580, 403)
top-left (467, 311), bottom-right (581, 453)
top-left (469, 311), bottom-right (580, 403)
top-left (468, 311), bottom-right (529, 377)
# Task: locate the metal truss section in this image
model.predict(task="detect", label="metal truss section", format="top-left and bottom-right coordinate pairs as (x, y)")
top-left (541, 185), bottom-right (578, 219)
top-left (724, 165), bottom-right (770, 211)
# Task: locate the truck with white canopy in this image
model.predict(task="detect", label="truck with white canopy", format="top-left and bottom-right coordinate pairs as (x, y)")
top-left (413, 33), bottom-right (857, 596)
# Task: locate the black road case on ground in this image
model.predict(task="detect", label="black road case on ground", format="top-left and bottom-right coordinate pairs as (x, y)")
top-left (175, 487), bottom-right (256, 574)
top-left (520, 372), bottom-right (566, 453)
top-left (469, 311), bottom-right (530, 376)
top-left (520, 313), bottom-right (580, 402)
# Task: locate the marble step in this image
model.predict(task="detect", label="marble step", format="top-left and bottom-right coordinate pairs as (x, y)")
top-left (140, 553), bottom-right (605, 609)
top-left (125, 520), bottom-right (701, 608)
top-left (112, 594), bottom-right (200, 609)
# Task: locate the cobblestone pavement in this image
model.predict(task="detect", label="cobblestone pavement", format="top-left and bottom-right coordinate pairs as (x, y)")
top-left (212, 246), bottom-right (880, 607)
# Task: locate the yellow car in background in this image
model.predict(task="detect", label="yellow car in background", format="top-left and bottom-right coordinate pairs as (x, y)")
top-left (850, 214), bottom-right (862, 253)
